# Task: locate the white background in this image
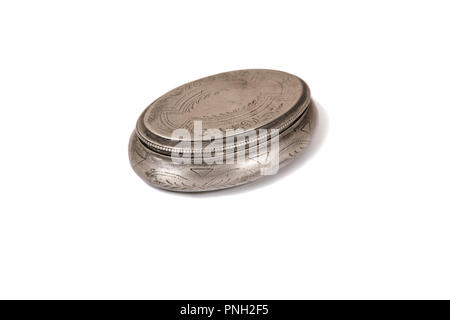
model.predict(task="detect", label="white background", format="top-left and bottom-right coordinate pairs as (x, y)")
top-left (1, 0), bottom-right (449, 299)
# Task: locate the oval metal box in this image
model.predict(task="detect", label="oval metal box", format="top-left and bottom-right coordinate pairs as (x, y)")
top-left (129, 69), bottom-right (316, 192)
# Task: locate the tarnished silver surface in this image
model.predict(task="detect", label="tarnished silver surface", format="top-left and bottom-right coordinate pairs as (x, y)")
top-left (129, 69), bottom-right (316, 192)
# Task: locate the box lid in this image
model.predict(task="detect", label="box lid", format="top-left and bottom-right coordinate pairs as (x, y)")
top-left (135, 69), bottom-right (310, 155)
